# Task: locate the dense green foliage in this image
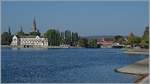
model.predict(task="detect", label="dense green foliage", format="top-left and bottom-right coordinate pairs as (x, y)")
top-left (140, 26), bottom-right (149, 48)
top-left (1, 32), bottom-right (12, 45)
top-left (125, 26), bottom-right (149, 48)
top-left (78, 38), bottom-right (88, 47)
top-left (71, 32), bottom-right (79, 46)
top-left (127, 33), bottom-right (135, 46)
top-left (1, 26), bottom-right (148, 49)
top-left (44, 29), bottom-right (79, 46)
top-left (114, 35), bottom-right (125, 44)
top-left (44, 29), bottom-right (61, 46)
top-left (88, 39), bottom-right (100, 48)
top-left (64, 30), bottom-right (72, 45)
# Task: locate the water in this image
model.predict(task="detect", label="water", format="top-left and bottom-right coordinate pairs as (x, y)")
top-left (1, 48), bottom-right (147, 83)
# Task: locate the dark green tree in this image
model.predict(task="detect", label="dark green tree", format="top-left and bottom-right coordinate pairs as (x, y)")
top-left (60, 32), bottom-right (65, 45)
top-left (64, 30), bottom-right (72, 45)
top-left (142, 26), bottom-right (149, 43)
top-left (134, 36), bottom-right (141, 45)
top-left (44, 29), bottom-right (61, 46)
top-left (78, 38), bottom-right (88, 47)
top-left (88, 39), bottom-right (100, 48)
top-left (114, 35), bottom-right (125, 44)
top-left (71, 32), bottom-right (79, 46)
top-left (140, 26), bottom-right (149, 48)
top-left (127, 32), bottom-right (135, 47)
top-left (1, 32), bottom-right (12, 45)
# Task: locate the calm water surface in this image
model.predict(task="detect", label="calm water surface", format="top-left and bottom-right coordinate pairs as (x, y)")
top-left (1, 48), bottom-right (146, 83)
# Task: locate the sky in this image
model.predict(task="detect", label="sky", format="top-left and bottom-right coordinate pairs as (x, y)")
top-left (2, 1), bottom-right (148, 36)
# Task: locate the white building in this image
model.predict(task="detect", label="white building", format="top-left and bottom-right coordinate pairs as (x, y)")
top-left (11, 19), bottom-right (49, 48)
top-left (11, 35), bottom-right (48, 48)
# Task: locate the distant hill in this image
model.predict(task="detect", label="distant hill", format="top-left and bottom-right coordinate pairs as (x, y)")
top-left (81, 35), bottom-right (115, 40)
top-left (81, 35), bottom-right (127, 40)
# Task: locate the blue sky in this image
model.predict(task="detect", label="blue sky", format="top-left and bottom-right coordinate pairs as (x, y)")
top-left (2, 1), bottom-right (148, 36)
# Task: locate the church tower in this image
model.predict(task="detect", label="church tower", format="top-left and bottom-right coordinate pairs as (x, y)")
top-left (32, 18), bottom-right (37, 32)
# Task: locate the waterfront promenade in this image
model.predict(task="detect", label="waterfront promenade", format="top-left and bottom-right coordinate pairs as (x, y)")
top-left (116, 58), bottom-right (148, 75)
top-left (122, 48), bottom-right (149, 55)
top-left (116, 49), bottom-right (149, 83)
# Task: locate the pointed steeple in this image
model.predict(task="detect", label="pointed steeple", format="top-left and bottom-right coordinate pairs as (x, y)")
top-left (20, 26), bottom-right (23, 32)
top-left (8, 26), bottom-right (11, 35)
top-left (32, 18), bottom-right (37, 32)
top-left (37, 29), bottom-right (41, 36)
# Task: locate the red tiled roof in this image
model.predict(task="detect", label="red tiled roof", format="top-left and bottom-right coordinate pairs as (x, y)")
top-left (97, 38), bottom-right (113, 45)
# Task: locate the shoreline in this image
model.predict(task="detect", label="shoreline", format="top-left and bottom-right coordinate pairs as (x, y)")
top-left (134, 74), bottom-right (148, 83)
top-left (115, 58), bottom-right (149, 83)
top-left (1, 45), bottom-right (80, 49)
top-left (122, 48), bottom-right (149, 55)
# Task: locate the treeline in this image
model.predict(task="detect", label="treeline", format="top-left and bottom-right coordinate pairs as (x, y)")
top-left (1, 26), bottom-right (149, 48)
top-left (126, 26), bottom-right (149, 48)
top-left (1, 27), bottom-right (41, 45)
top-left (1, 27), bottom-right (12, 45)
top-left (78, 38), bottom-right (100, 48)
top-left (1, 27), bottom-right (100, 48)
top-left (113, 26), bottom-right (149, 48)
top-left (44, 29), bottom-right (101, 48)
top-left (44, 29), bottom-right (79, 46)
top-left (17, 27), bottom-right (41, 36)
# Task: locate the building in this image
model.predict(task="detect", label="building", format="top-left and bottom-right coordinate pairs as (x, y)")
top-left (97, 38), bottom-right (113, 48)
top-left (11, 19), bottom-right (48, 48)
top-left (11, 35), bottom-right (48, 48)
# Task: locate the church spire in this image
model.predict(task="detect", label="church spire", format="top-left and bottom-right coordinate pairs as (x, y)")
top-left (20, 26), bottom-right (23, 32)
top-left (8, 26), bottom-right (11, 35)
top-left (32, 18), bottom-right (37, 32)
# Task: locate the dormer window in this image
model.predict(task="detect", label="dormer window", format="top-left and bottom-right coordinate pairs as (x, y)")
top-left (13, 39), bottom-right (16, 41)
top-left (36, 36), bottom-right (40, 39)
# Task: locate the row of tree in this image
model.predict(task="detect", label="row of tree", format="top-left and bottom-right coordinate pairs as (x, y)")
top-left (1, 28), bottom-right (12, 45)
top-left (44, 29), bottom-right (79, 46)
top-left (126, 26), bottom-right (149, 48)
top-left (44, 29), bottom-right (101, 48)
top-left (17, 27), bottom-right (41, 36)
top-left (1, 27), bottom-right (100, 48)
top-left (113, 26), bottom-right (149, 48)
top-left (1, 27), bottom-right (41, 45)
top-left (78, 38), bottom-right (101, 48)
top-left (1, 26), bottom-right (149, 48)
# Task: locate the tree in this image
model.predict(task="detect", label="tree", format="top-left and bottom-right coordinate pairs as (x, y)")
top-left (44, 29), bottom-right (61, 46)
top-left (142, 26), bottom-right (149, 43)
top-left (114, 35), bottom-right (125, 44)
top-left (1, 27), bottom-right (12, 45)
top-left (60, 32), bottom-right (65, 45)
top-left (88, 39), bottom-right (100, 48)
top-left (78, 38), bottom-right (88, 47)
top-left (134, 36), bottom-right (141, 45)
top-left (140, 40), bottom-right (148, 48)
top-left (71, 32), bottom-right (79, 46)
top-left (140, 26), bottom-right (149, 48)
top-left (127, 32), bottom-right (135, 47)
top-left (64, 30), bottom-right (72, 45)
top-left (1, 32), bottom-right (12, 45)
